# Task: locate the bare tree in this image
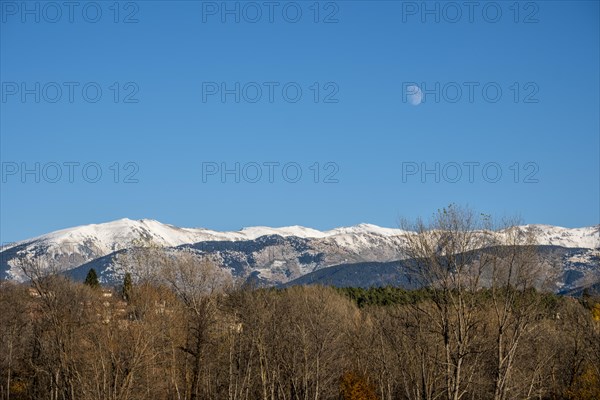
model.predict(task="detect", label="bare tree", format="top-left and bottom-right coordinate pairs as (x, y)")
top-left (487, 222), bottom-right (545, 400)
top-left (401, 204), bottom-right (494, 400)
top-left (160, 251), bottom-right (232, 400)
top-left (113, 239), bottom-right (166, 285)
top-left (0, 282), bottom-right (31, 400)
top-left (16, 256), bottom-right (95, 400)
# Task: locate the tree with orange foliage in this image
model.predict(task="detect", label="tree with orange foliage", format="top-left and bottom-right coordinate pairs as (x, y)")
top-left (591, 303), bottom-right (600, 321)
top-left (340, 371), bottom-right (378, 400)
top-left (564, 364), bottom-right (600, 400)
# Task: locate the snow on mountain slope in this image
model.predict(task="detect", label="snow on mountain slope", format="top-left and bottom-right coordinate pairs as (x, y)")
top-left (4, 219), bottom-right (598, 254)
top-left (4, 219), bottom-right (329, 253)
top-left (1, 219), bottom-right (597, 283)
top-left (514, 224), bottom-right (600, 249)
top-left (324, 223), bottom-right (406, 237)
top-left (239, 225), bottom-right (328, 239)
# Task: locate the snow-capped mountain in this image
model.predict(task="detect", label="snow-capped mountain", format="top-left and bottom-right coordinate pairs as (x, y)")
top-left (0, 219), bottom-right (411, 282)
top-left (1, 219), bottom-right (598, 290)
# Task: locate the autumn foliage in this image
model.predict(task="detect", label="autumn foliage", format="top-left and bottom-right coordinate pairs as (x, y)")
top-left (340, 371), bottom-right (378, 400)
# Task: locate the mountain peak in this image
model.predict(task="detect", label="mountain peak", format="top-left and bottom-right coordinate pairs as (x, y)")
top-left (7, 219), bottom-right (599, 251)
top-left (1, 219), bottom-right (598, 289)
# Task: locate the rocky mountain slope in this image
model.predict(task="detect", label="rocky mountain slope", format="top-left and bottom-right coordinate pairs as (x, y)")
top-left (1, 219), bottom-right (598, 292)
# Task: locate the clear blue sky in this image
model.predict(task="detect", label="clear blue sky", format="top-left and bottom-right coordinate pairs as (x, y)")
top-left (1, 0), bottom-right (599, 243)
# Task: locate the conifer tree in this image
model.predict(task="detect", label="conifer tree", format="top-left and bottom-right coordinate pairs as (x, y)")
top-left (122, 272), bottom-right (133, 300)
top-left (84, 268), bottom-right (100, 288)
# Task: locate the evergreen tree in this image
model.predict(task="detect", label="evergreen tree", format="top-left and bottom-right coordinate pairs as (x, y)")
top-left (122, 272), bottom-right (133, 300)
top-left (84, 268), bottom-right (100, 288)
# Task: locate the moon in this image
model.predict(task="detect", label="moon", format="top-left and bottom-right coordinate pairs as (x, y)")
top-left (406, 85), bottom-right (423, 106)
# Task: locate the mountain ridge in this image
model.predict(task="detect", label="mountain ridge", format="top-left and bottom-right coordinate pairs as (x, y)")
top-left (4, 218), bottom-right (599, 250)
top-left (1, 219), bottom-right (598, 291)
